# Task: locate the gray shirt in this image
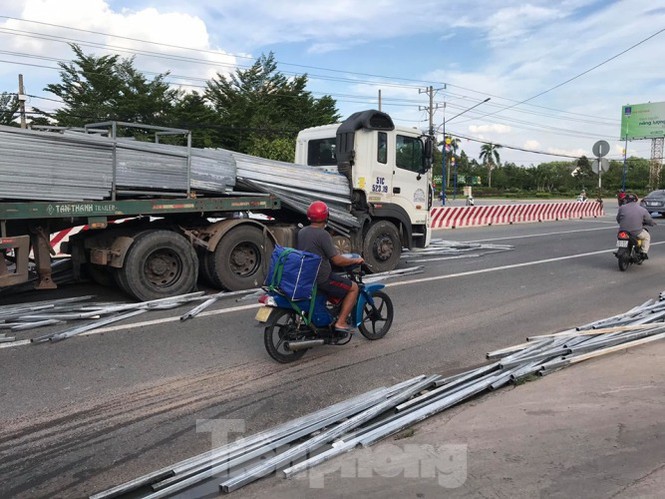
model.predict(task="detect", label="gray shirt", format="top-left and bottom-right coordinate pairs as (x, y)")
top-left (297, 225), bottom-right (338, 284)
top-left (616, 202), bottom-right (655, 235)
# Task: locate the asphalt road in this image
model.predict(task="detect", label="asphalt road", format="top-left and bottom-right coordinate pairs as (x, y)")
top-left (2, 206), bottom-right (664, 498)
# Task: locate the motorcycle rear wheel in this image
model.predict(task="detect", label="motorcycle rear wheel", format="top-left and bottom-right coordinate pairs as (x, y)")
top-left (359, 290), bottom-right (394, 340)
top-left (617, 249), bottom-right (630, 271)
top-left (264, 309), bottom-right (307, 363)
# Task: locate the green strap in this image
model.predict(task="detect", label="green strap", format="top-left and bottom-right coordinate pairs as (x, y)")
top-left (283, 284), bottom-right (318, 327)
top-left (268, 247), bottom-right (295, 291)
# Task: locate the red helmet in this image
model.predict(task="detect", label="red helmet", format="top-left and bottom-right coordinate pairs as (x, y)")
top-left (307, 201), bottom-right (329, 222)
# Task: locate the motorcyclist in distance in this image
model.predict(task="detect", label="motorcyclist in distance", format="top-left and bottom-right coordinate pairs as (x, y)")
top-left (616, 193), bottom-right (656, 258)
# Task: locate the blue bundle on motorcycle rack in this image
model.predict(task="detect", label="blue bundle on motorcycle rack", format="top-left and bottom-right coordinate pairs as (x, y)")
top-left (265, 245), bottom-right (322, 300)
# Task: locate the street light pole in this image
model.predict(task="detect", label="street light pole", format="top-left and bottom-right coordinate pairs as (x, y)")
top-left (440, 97), bottom-right (491, 205)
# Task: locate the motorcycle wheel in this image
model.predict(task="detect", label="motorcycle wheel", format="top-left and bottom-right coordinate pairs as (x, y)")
top-left (617, 249), bottom-right (630, 271)
top-left (359, 290), bottom-right (394, 340)
top-left (264, 309), bottom-right (308, 363)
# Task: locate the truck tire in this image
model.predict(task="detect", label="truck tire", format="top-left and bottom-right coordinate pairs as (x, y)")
top-left (363, 220), bottom-right (401, 273)
top-left (208, 225), bottom-right (273, 291)
top-left (118, 230), bottom-right (198, 301)
top-left (84, 263), bottom-right (114, 287)
top-left (200, 250), bottom-right (221, 288)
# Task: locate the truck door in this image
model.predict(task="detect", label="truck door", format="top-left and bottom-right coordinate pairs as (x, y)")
top-left (362, 131), bottom-right (394, 204)
top-left (391, 133), bottom-right (430, 225)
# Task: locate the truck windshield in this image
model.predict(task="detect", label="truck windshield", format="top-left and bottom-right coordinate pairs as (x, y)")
top-left (396, 135), bottom-right (424, 173)
top-left (307, 139), bottom-right (337, 166)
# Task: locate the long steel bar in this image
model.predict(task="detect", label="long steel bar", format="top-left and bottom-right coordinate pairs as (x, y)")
top-left (89, 385), bottom-right (395, 499)
top-left (148, 388), bottom-right (398, 494)
top-left (283, 370), bottom-right (506, 479)
top-left (395, 363), bottom-right (499, 412)
top-left (219, 376), bottom-right (440, 493)
top-left (540, 331), bottom-right (665, 371)
top-left (141, 379), bottom-right (429, 497)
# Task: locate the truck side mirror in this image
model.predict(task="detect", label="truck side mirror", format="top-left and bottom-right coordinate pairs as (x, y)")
top-left (420, 136), bottom-right (434, 174)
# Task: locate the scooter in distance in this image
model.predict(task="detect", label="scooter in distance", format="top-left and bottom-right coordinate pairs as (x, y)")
top-left (615, 229), bottom-right (648, 271)
top-left (256, 260), bottom-right (393, 363)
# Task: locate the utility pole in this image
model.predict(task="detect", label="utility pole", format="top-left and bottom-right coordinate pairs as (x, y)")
top-left (18, 74), bottom-right (27, 129)
top-left (419, 85), bottom-right (445, 202)
top-left (419, 85), bottom-right (444, 136)
top-left (378, 89), bottom-right (382, 111)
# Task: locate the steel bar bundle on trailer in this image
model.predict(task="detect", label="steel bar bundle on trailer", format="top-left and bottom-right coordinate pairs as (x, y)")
top-left (0, 124), bottom-right (353, 225)
top-left (0, 125), bottom-right (114, 200)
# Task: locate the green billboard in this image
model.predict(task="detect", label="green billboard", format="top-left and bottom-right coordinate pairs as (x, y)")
top-left (620, 101), bottom-right (665, 140)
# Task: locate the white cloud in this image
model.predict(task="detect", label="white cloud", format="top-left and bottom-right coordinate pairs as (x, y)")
top-left (1, 0), bottom-right (237, 96)
top-left (469, 124), bottom-right (512, 134)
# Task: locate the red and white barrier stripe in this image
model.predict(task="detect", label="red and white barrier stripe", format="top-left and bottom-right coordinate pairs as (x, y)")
top-left (429, 201), bottom-right (604, 229)
top-left (49, 218), bottom-right (133, 256)
top-left (50, 225), bottom-right (87, 256)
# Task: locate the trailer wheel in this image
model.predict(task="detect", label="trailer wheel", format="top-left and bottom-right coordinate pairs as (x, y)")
top-left (363, 220), bottom-right (401, 273)
top-left (119, 230), bottom-right (198, 301)
top-left (209, 225), bottom-right (273, 291)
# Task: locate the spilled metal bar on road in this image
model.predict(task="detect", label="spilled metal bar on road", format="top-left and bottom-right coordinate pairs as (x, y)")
top-left (219, 376), bottom-right (440, 493)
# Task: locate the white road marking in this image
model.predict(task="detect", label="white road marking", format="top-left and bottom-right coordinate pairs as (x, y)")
top-left (464, 225), bottom-right (613, 243)
top-left (4, 241), bottom-right (663, 349)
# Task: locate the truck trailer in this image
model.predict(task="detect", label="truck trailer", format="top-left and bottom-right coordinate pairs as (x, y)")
top-left (0, 110), bottom-right (433, 301)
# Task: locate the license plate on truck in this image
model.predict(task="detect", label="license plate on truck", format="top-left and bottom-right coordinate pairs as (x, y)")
top-left (616, 240), bottom-right (628, 248)
top-left (255, 307), bottom-right (273, 322)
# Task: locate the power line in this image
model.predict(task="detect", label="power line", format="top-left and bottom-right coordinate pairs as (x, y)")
top-left (474, 27), bottom-right (665, 120)
top-left (0, 17), bottom-right (647, 155)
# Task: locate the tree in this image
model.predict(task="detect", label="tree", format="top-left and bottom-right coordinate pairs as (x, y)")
top-left (205, 52), bottom-right (339, 154)
top-left (38, 44), bottom-right (179, 129)
top-left (479, 143), bottom-right (502, 188)
top-left (0, 92), bottom-right (19, 126)
top-left (168, 91), bottom-right (220, 148)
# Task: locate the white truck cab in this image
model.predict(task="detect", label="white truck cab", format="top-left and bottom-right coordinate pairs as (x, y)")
top-left (296, 110), bottom-right (433, 271)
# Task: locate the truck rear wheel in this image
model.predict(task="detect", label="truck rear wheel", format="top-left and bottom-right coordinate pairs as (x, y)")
top-left (118, 230), bottom-right (198, 301)
top-left (207, 225), bottom-right (273, 291)
top-left (363, 220), bottom-right (401, 273)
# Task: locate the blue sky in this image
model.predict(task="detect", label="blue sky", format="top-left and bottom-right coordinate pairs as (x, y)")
top-left (1, 0), bottom-right (664, 167)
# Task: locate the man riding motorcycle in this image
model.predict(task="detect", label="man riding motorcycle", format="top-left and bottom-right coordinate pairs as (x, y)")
top-left (296, 201), bottom-right (364, 335)
top-left (616, 193), bottom-right (655, 258)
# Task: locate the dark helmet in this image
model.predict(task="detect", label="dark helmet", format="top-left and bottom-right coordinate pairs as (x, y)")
top-left (307, 200), bottom-right (329, 223)
top-left (626, 193), bottom-right (638, 203)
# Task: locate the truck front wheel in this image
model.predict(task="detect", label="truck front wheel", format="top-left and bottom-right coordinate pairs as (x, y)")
top-left (207, 225), bottom-right (273, 291)
top-left (118, 230), bottom-right (198, 301)
top-left (363, 220), bottom-right (401, 273)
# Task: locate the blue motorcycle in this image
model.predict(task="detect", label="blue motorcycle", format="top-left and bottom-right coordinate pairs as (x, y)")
top-left (256, 262), bottom-right (393, 363)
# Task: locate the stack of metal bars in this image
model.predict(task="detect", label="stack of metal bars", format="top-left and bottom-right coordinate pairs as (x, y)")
top-left (0, 125), bottom-right (113, 200)
top-left (401, 238), bottom-right (514, 262)
top-left (115, 141), bottom-right (236, 194)
top-left (0, 125), bottom-right (353, 225)
top-left (89, 292), bottom-right (665, 498)
top-left (0, 292), bottom-right (208, 345)
top-left (233, 151), bottom-right (357, 233)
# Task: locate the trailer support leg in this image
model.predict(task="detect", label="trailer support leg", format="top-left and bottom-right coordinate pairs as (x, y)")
top-left (31, 227), bottom-right (57, 290)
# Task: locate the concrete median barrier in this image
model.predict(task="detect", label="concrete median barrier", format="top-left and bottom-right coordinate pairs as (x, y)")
top-left (430, 201), bottom-right (604, 229)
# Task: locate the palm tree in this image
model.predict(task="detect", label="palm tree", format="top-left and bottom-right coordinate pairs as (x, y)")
top-left (479, 143), bottom-right (502, 188)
